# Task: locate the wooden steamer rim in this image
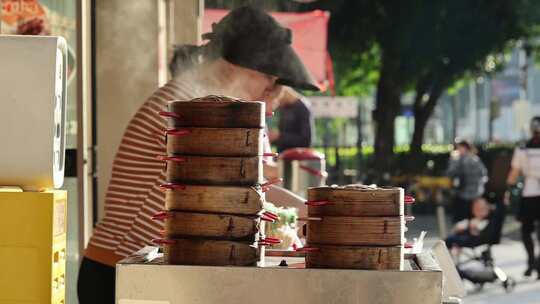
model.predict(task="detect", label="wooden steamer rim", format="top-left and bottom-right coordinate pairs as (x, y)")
top-left (306, 216), bottom-right (405, 246)
top-left (160, 211), bottom-right (260, 240)
top-left (302, 244), bottom-right (404, 270)
top-left (307, 186), bottom-right (405, 217)
top-left (163, 184), bottom-right (264, 215)
top-left (162, 155), bottom-right (263, 186)
top-left (158, 238), bottom-right (259, 266)
top-left (166, 96), bottom-right (265, 128)
top-left (166, 127), bottom-right (265, 157)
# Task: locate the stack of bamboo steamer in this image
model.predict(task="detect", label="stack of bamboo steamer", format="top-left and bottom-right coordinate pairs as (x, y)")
top-left (153, 95), bottom-right (279, 266)
top-left (302, 185), bottom-right (414, 270)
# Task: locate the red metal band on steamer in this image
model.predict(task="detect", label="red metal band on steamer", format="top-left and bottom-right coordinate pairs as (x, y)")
top-left (299, 164), bottom-right (328, 178)
top-left (151, 211), bottom-right (173, 221)
top-left (159, 183), bottom-right (187, 191)
top-left (262, 211), bottom-right (279, 220)
top-left (261, 178), bottom-right (282, 192)
top-left (260, 215), bottom-right (276, 222)
top-left (165, 129), bottom-right (191, 136)
top-left (259, 237), bottom-right (282, 244)
top-left (305, 200), bottom-right (333, 206)
top-left (152, 238), bottom-right (176, 245)
top-left (156, 155), bottom-right (186, 162)
top-left (404, 195), bottom-right (415, 204)
top-left (296, 246), bottom-right (320, 252)
top-left (158, 111), bottom-right (181, 119)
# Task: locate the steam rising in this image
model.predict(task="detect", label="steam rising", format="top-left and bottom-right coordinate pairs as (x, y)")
top-left (168, 6), bottom-right (316, 101)
top-left (170, 58), bottom-right (259, 101)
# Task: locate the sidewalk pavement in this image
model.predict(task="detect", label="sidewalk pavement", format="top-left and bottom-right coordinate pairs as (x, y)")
top-left (463, 238), bottom-right (540, 304)
top-left (408, 214), bottom-right (540, 303)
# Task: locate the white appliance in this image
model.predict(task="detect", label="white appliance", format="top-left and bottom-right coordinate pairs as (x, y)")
top-left (0, 35), bottom-right (68, 190)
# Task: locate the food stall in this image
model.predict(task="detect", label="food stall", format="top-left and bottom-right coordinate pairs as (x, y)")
top-left (113, 97), bottom-right (463, 304)
top-left (116, 260), bottom-right (444, 303)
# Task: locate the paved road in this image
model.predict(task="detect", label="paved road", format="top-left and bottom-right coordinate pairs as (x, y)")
top-left (408, 215), bottom-right (540, 303)
top-left (461, 239), bottom-right (540, 304)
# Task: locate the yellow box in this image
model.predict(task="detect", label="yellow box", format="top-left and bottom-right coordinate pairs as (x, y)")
top-left (0, 190), bottom-right (67, 304)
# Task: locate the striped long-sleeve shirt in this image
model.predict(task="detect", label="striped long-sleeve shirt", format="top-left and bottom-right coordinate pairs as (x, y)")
top-left (85, 80), bottom-right (195, 266)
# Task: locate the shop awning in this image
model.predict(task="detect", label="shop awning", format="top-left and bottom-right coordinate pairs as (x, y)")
top-left (204, 9), bottom-right (334, 93)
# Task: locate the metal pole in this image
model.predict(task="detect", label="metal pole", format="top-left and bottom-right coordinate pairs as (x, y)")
top-left (356, 101), bottom-right (363, 183)
top-left (483, 78), bottom-right (489, 142)
top-left (436, 202), bottom-right (448, 239)
top-left (520, 41), bottom-right (531, 140)
top-left (452, 94), bottom-right (458, 140)
top-left (77, 0), bottom-right (94, 254)
top-left (323, 118), bottom-right (331, 181)
top-left (469, 82), bottom-right (477, 141)
top-left (487, 78), bottom-right (494, 142)
top-left (519, 42), bottom-right (528, 101)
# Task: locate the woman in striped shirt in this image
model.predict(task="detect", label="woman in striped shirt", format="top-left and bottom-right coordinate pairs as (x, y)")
top-left (78, 6), bottom-right (318, 304)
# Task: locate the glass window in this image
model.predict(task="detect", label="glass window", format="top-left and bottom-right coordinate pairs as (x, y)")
top-left (1, 0), bottom-right (78, 148)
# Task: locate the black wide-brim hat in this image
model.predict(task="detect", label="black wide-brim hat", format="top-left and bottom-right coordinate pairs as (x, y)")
top-left (202, 6), bottom-right (319, 91)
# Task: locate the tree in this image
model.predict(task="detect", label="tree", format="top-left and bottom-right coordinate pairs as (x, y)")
top-left (408, 1), bottom-right (540, 159)
top-left (305, 0), bottom-right (540, 173)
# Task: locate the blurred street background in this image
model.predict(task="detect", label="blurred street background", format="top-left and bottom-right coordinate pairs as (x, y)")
top-left (411, 215), bottom-right (540, 303)
top-left (6, 1), bottom-right (540, 302)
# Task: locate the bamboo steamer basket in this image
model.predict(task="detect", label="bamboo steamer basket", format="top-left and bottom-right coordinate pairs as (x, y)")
top-left (163, 184), bottom-right (264, 215)
top-left (306, 216), bottom-right (405, 246)
top-left (166, 127), bottom-right (264, 157)
top-left (303, 244), bottom-right (403, 270)
top-left (164, 96), bottom-right (265, 128)
top-left (163, 155), bottom-right (263, 185)
top-left (158, 238), bottom-right (259, 266)
top-left (161, 211), bottom-right (260, 240)
top-left (306, 186), bottom-right (406, 217)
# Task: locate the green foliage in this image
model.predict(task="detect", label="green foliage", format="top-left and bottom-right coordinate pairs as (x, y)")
top-left (263, 202), bottom-right (298, 234)
top-left (316, 143), bottom-right (516, 182)
top-left (313, 117), bottom-right (350, 147)
top-left (446, 79), bottom-right (468, 96)
top-left (301, 0), bottom-right (540, 166)
top-left (333, 45), bottom-right (380, 97)
top-left (315, 144), bottom-right (454, 167)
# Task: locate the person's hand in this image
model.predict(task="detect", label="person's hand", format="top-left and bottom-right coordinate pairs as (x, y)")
top-left (268, 130), bottom-right (280, 142)
top-left (263, 163), bottom-right (279, 180)
top-left (450, 150), bottom-right (460, 159)
top-left (469, 227), bottom-right (480, 236)
top-left (454, 221), bottom-right (467, 232)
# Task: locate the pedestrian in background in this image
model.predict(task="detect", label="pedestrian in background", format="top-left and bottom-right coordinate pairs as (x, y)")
top-left (268, 86), bottom-right (314, 153)
top-left (506, 116), bottom-right (540, 278)
top-left (446, 140), bottom-right (488, 223)
top-left (445, 197), bottom-right (493, 252)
